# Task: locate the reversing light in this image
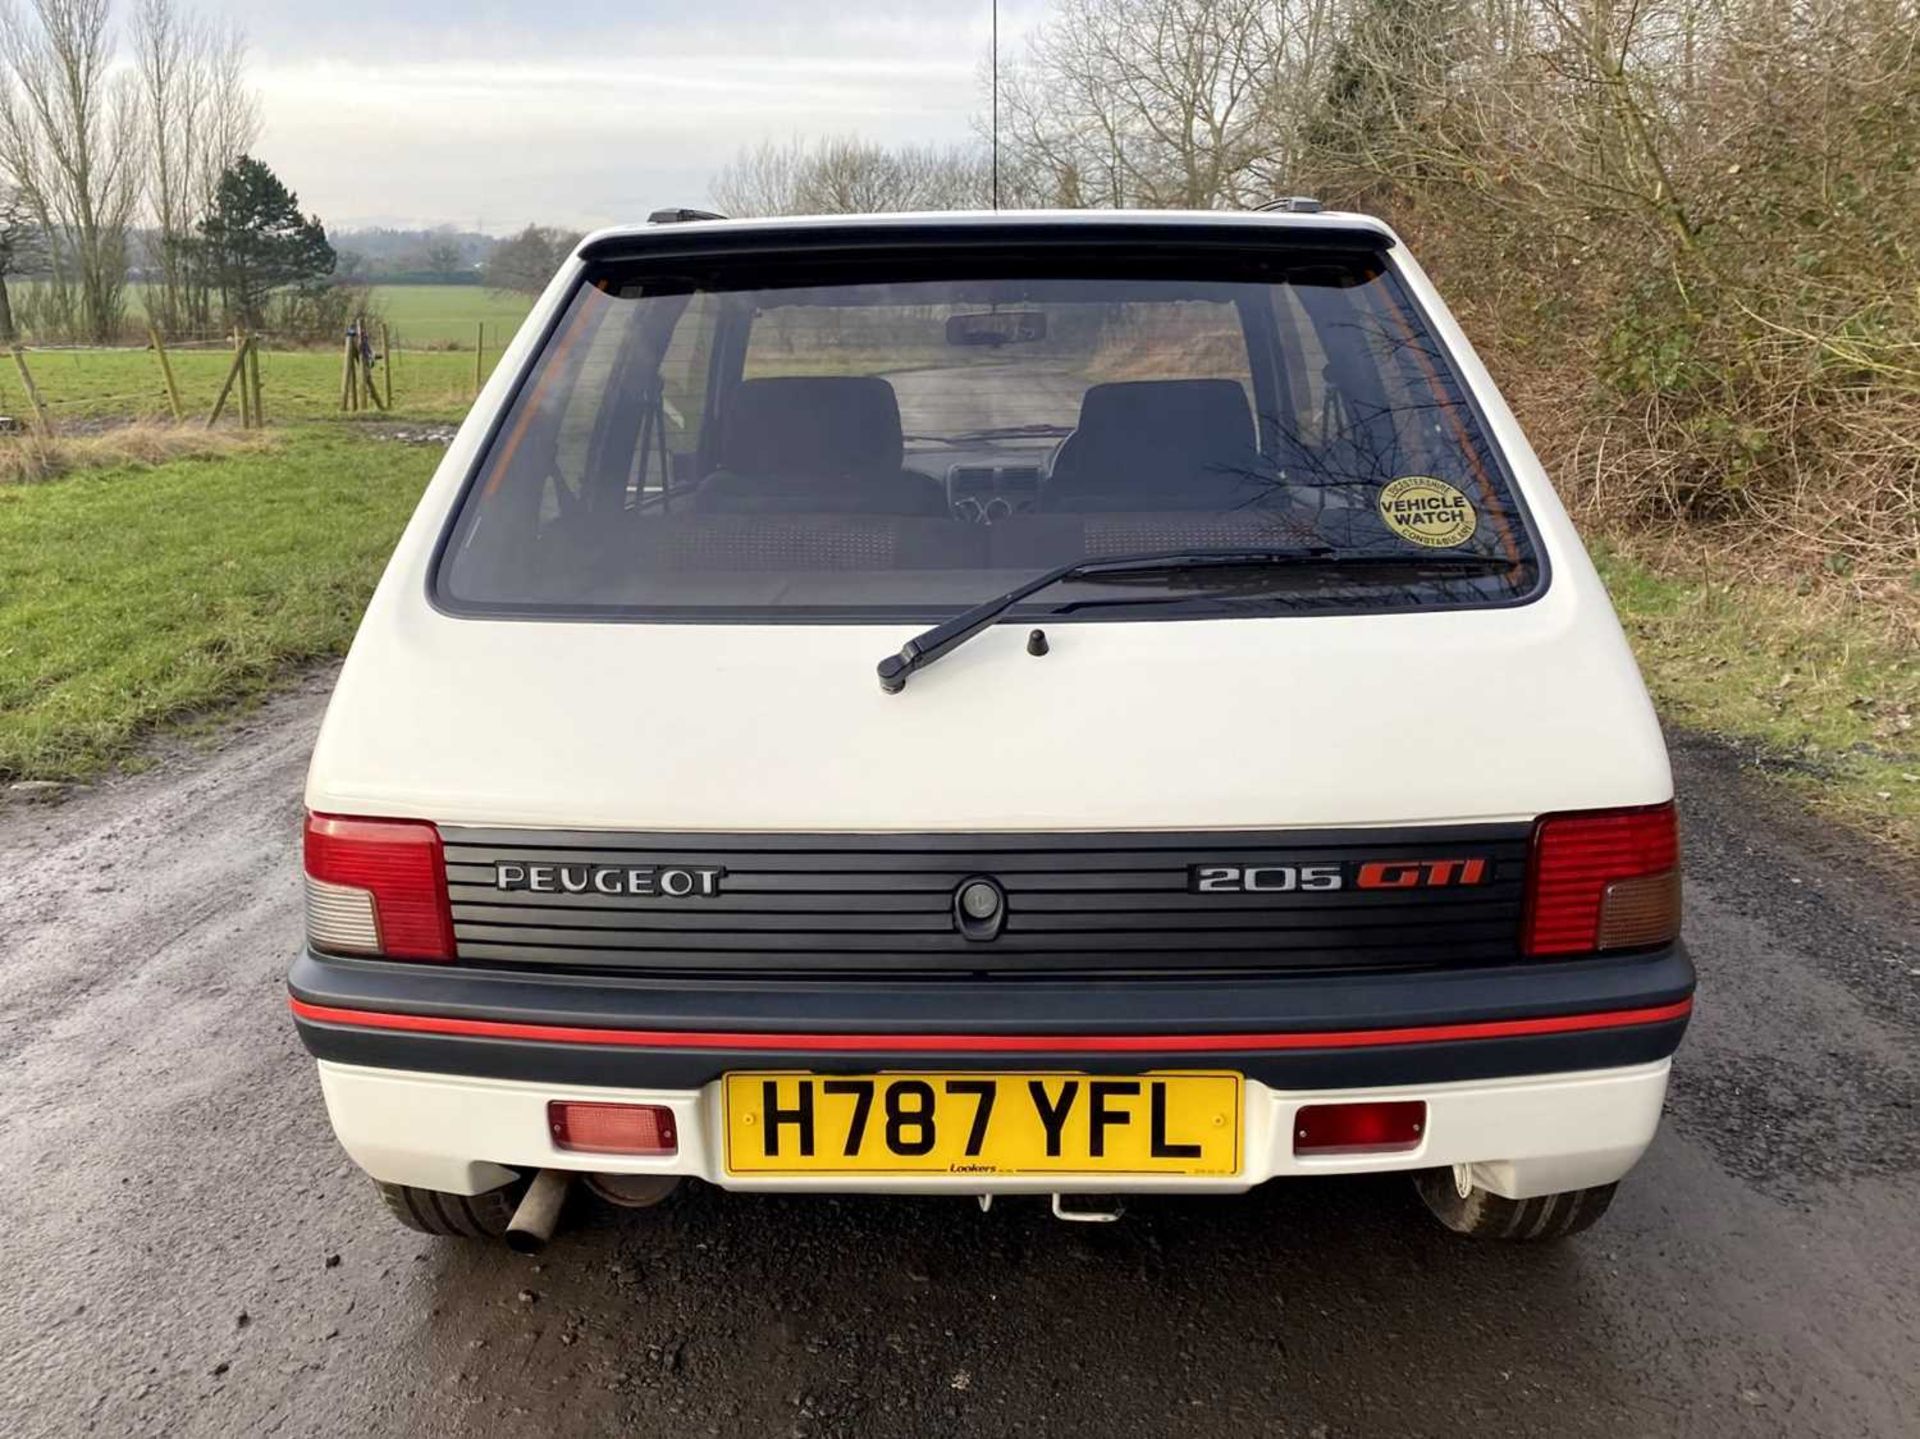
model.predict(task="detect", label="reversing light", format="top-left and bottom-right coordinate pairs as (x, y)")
top-left (303, 813), bottom-right (455, 960)
top-left (548, 1101), bottom-right (680, 1156)
top-left (1293, 1100), bottom-right (1427, 1156)
top-left (1523, 802), bottom-right (1680, 956)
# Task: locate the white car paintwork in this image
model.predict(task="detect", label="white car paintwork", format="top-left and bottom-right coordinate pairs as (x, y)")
top-left (306, 210), bottom-right (1669, 832)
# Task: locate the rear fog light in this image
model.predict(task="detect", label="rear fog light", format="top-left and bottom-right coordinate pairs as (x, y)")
top-left (548, 1101), bottom-right (679, 1156)
top-left (1293, 1100), bottom-right (1427, 1156)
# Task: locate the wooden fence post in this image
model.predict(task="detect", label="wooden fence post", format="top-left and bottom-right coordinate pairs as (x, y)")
top-left (233, 331), bottom-right (252, 428)
top-left (149, 326), bottom-right (183, 421)
top-left (10, 347), bottom-right (51, 434)
top-left (381, 322), bottom-right (394, 409)
top-left (247, 337), bottom-right (264, 427)
top-left (206, 343), bottom-right (248, 428)
top-left (474, 321), bottom-right (484, 392)
top-left (339, 330), bottom-right (357, 412)
top-left (359, 336), bottom-right (386, 412)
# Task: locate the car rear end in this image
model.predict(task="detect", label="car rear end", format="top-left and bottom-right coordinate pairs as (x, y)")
top-left (290, 209), bottom-right (1690, 1244)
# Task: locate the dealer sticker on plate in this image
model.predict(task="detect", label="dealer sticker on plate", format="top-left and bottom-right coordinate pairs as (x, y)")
top-left (722, 1071), bottom-right (1242, 1177)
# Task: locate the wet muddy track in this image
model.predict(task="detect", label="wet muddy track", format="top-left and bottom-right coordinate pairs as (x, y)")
top-left (1, 685), bottom-right (1915, 1437)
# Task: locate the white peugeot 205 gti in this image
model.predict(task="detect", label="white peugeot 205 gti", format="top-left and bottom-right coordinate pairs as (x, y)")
top-left (291, 205), bottom-right (1690, 1252)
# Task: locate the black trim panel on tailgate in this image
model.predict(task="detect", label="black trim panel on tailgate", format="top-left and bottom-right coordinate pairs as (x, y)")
top-left (439, 824), bottom-right (1534, 975)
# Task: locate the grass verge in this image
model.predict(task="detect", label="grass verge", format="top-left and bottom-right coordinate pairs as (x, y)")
top-left (0, 427), bottom-right (436, 781)
top-left (1594, 540), bottom-right (1918, 855)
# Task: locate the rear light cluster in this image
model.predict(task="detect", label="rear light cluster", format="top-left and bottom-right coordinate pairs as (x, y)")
top-left (304, 813), bottom-right (456, 960)
top-left (1523, 802), bottom-right (1680, 956)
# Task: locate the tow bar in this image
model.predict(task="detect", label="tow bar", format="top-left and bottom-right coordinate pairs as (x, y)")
top-left (975, 1193), bottom-right (1126, 1221)
top-left (1050, 1193), bottom-right (1124, 1223)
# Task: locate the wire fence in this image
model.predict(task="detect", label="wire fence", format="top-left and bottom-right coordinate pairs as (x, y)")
top-left (0, 326), bottom-right (508, 431)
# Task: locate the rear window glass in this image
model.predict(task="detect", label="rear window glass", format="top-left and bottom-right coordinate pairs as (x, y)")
top-left (437, 246), bottom-right (1541, 621)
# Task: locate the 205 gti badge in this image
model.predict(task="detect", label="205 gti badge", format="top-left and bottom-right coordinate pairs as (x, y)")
top-left (494, 863), bottom-right (726, 897)
top-left (1189, 859), bottom-right (1490, 893)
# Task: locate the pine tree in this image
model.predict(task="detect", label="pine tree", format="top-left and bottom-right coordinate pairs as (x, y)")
top-left (199, 156), bottom-right (336, 330)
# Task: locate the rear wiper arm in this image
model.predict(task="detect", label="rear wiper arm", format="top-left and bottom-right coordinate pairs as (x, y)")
top-left (877, 547), bottom-right (1509, 694)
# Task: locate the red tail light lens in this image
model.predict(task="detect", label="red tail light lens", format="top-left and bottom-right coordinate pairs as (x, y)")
top-left (1524, 803), bottom-right (1680, 956)
top-left (303, 813), bottom-right (455, 960)
top-left (549, 1101), bottom-right (679, 1156)
top-left (1293, 1100), bottom-right (1426, 1155)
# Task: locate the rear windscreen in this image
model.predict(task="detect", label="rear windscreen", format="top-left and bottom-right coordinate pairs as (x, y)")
top-left (436, 246), bottom-right (1542, 621)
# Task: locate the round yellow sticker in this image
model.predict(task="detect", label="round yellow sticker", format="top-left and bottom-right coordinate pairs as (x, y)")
top-left (1378, 476), bottom-right (1478, 548)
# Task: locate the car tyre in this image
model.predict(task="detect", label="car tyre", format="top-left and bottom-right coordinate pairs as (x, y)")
top-left (1414, 1166), bottom-right (1617, 1241)
top-left (376, 1179), bottom-right (522, 1239)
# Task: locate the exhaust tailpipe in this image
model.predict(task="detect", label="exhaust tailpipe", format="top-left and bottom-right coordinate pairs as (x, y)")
top-left (505, 1168), bottom-right (572, 1254)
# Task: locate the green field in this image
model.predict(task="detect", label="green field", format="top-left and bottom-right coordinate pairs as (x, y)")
top-left (0, 282), bottom-right (532, 423)
top-left (0, 344), bottom-right (501, 426)
top-left (368, 284), bottom-right (535, 349)
top-left (0, 428), bottom-right (436, 779)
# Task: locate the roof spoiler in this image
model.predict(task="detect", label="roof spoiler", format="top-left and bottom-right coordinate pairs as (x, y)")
top-left (580, 214), bottom-right (1393, 263)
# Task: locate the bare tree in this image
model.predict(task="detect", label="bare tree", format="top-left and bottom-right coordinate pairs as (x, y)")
top-left (482, 223), bottom-right (583, 293)
top-left (712, 135), bottom-right (990, 216)
top-left (710, 138), bottom-right (806, 216)
top-left (0, 0), bottom-right (142, 342)
top-left (998, 0), bottom-right (1292, 209)
top-left (132, 0), bottom-right (255, 336)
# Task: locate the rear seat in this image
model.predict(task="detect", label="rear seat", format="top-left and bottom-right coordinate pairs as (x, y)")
top-left (1041, 379), bottom-right (1269, 512)
top-left (694, 376), bottom-right (950, 518)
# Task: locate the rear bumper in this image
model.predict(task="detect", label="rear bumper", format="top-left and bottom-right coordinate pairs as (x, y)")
top-left (290, 945), bottom-right (1691, 1199)
top-left (288, 945), bottom-right (1693, 1092)
top-left (315, 1056), bottom-right (1673, 1201)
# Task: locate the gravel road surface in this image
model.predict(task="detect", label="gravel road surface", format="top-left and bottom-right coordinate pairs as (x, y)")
top-left (2, 675), bottom-right (1915, 1437)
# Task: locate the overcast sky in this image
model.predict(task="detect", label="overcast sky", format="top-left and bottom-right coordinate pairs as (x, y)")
top-left (185, 1), bottom-right (1044, 233)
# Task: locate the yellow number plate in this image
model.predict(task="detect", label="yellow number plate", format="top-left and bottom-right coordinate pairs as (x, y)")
top-left (722, 1071), bottom-right (1242, 1177)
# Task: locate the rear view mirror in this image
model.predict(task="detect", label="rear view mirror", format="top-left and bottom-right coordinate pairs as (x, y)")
top-left (946, 310), bottom-right (1047, 347)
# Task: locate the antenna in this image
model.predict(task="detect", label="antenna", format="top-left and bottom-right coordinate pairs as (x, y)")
top-left (991, 0), bottom-right (1000, 210)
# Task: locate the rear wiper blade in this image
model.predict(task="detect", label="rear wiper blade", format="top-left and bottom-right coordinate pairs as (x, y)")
top-left (875, 547), bottom-right (1510, 694)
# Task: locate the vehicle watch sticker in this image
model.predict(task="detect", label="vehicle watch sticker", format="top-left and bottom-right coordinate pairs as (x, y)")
top-left (1378, 476), bottom-right (1478, 549)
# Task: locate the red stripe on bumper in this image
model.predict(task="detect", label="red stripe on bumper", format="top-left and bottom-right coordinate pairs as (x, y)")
top-left (288, 996), bottom-right (1692, 1054)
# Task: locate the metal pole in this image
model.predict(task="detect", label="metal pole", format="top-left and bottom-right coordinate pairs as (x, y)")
top-left (991, 0), bottom-right (999, 210)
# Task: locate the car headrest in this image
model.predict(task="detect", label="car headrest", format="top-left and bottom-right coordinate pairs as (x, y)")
top-left (717, 376), bottom-right (904, 477)
top-left (1071, 379), bottom-right (1255, 459)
